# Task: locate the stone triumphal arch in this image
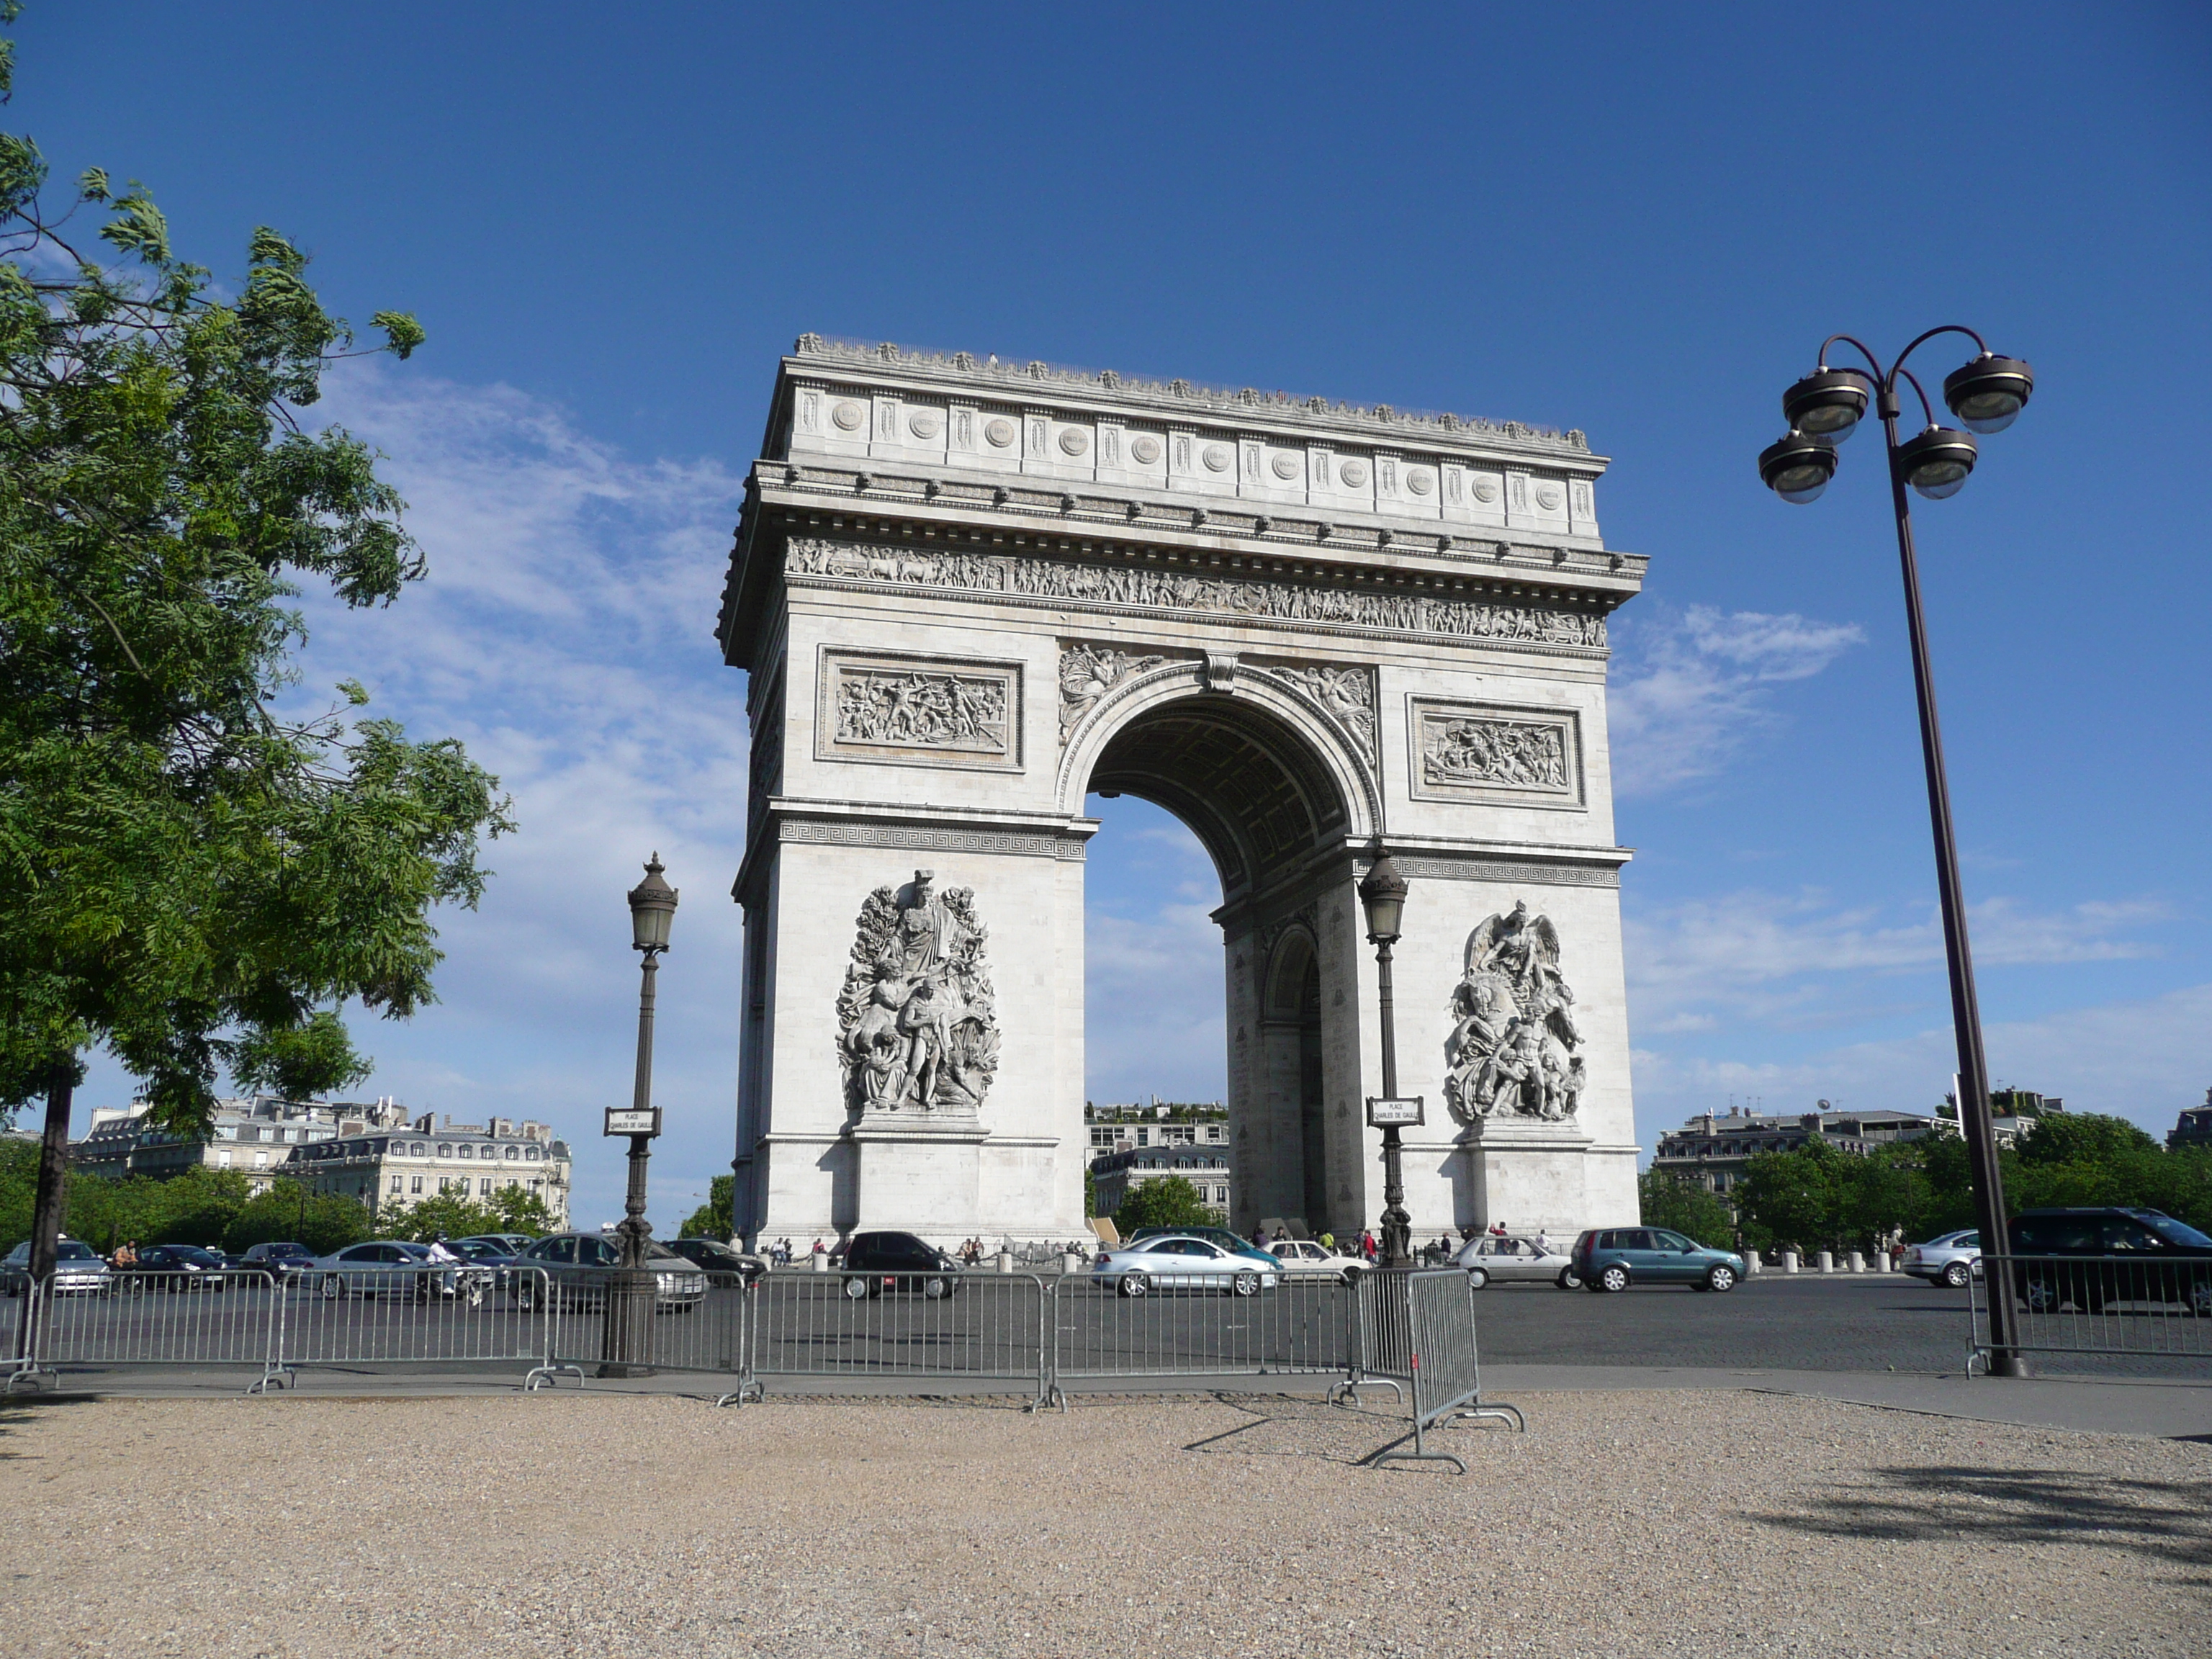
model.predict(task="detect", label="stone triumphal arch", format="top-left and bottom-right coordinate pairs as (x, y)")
top-left (718, 337), bottom-right (1646, 1247)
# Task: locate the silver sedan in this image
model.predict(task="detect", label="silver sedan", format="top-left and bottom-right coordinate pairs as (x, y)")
top-left (1091, 1235), bottom-right (1282, 1297)
top-left (1455, 1234), bottom-right (1581, 1290)
top-left (1900, 1228), bottom-right (1982, 1287)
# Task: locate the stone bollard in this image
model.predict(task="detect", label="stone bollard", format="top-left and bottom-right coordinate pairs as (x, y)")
top-left (1745, 1249), bottom-right (1763, 1274)
top-left (1781, 1251), bottom-right (1799, 1274)
top-left (1061, 1251), bottom-right (1083, 1275)
top-left (996, 1250), bottom-right (1013, 1274)
top-left (1815, 1251), bottom-right (1834, 1273)
top-left (810, 1251), bottom-right (829, 1273)
top-left (1874, 1251), bottom-right (1892, 1273)
top-left (1848, 1251), bottom-right (1867, 1274)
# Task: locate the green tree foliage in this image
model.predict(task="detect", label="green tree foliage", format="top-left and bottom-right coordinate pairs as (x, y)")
top-left (1113, 1175), bottom-right (1216, 1233)
top-left (226, 1012), bottom-right (373, 1101)
top-left (221, 1179), bottom-right (371, 1256)
top-left (0, 11), bottom-right (512, 1270)
top-left (678, 1174), bottom-right (732, 1240)
top-left (0, 1141), bottom-right (249, 1251)
top-left (2012, 1111), bottom-right (2159, 1168)
top-left (381, 1184), bottom-right (558, 1244)
top-left (1637, 1168), bottom-right (1737, 1247)
top-left (1084, 1166), bottom-right (1097, 1221)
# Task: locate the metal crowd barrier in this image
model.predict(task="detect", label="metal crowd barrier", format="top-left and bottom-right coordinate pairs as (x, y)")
top-left (1359, 1267), bottom-right (1522, 1473)
top-left (4, 1267), bottom-right (562, 1393)
top-left (725, 1269), bottom-right (1050, 1407)
top-left (1048, 1267), bottom-right (1353, 1405)
top-left (535, 1269), bottom-right (752, 1395)
top-left (1969, 1253), bottom-right (2212, 1372)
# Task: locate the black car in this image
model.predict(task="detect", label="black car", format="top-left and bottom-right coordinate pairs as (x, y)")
top-left (2007, 1208), bottom-right (2212, 1316)
top-left (840, 1231), bottom-right (961, 1300)
top-left (117, 1244), bottom-right (235, 1291)
top-left (664, 1237), bottom-right (768, 1285)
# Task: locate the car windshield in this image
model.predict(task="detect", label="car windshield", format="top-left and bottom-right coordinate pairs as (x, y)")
top-left (2147, 1216), bottom-right (2212, 1249)
top-left (171, 1247), bottom-right (223, 1266)
top-left (56, 1241), bottom-right (99, 1262)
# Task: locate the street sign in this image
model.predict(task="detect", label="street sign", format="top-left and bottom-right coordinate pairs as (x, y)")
top-left (1366, 1096), bottom-right (1424, 1128)
top-left (604, 1107), bottom-right (662, 1137)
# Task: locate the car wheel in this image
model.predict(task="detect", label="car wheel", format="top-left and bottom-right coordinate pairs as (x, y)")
top-left (1941, 1261), bottom-right (1972, 1288)
top-left (320, 1274), bottom-right (342, 1300)
top-left (1465, 1267), bottom-right (1489, 1291)
top-left (1597, 1264), bottom-right (1631, 1294)
top-left (1705, 1265), bottom-right (1737, 1293)
top-left (1555, 1269), bottom-right (1582, 1290)
top-left (514, 1282), bottom-right (537, 1311)
top-left (842, 1275), bottom-right (871, 1301)
top-left (1231, 1271), bottom-right (1260, 1298)
top-left (1119, 1272), bottom-right (1148, 1298)
top-left (2023, 1277), bottom-right (2061, 1314)
top-left (1343, 1265), bottom-right (1363, 1285)
top-left (924, 1275), bottom-right (950, 1300)
top-left (2189, 1278), bottom-right (2212, 1319)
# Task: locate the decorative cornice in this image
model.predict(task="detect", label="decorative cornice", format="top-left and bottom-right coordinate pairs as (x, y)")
top-left (791, 334), bottom-right (1594, 459)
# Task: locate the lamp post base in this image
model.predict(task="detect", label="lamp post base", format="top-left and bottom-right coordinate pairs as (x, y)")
top-left (597, 1268), bottom-right (660, 1377)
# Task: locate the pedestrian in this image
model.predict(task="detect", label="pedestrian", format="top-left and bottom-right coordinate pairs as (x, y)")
top-left (1360, 1229), bottom-right (1377, 1263)
top-left (1318, 1231), bottom-right (1335, 1251)
top-left (1533, 1228), bottom-right (1554, 1256)
top-left (1251, 1221), bottom-right (1268, 1247)
top-left (1489, 1220), bottom-right (1508, 1238)
top-left (114, 1239), bottom-right (138, 1267)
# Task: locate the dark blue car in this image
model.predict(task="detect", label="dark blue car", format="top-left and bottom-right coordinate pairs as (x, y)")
top-left (1572, 1227), bottom-right (1745, 1293)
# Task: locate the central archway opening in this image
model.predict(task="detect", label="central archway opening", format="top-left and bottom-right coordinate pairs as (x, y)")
top-left (1077, 688), bottom-right (1366, 1239)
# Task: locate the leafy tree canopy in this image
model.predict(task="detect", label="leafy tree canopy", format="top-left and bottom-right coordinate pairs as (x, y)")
top-left (0, 6), bottom-right (511, 1138)
top-left (679, 1174), bottom-right (732, 1241)
top-left (2013, 1111), bottom-right (2159, 1168)
top-left (1637, 1168), bottom-right (1737, 1248)
top-left (381, 1184), bottom-right (559, 1244)
top-left (1113, 1175), bottom-right (1217, 1233)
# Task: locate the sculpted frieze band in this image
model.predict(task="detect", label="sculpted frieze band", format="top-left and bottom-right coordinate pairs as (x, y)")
top-left (786, 537), bottom-right (1608, 651)
top-left (819, 651), bottom-right (1020, 770)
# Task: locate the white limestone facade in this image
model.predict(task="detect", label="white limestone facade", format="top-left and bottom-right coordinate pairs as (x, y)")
top-left (719, 338), bottom-right (1647, 1249)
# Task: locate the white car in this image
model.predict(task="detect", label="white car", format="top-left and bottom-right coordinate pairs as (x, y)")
top-left (1455, 1233), bottom-right (1581, 1290)
top-left (1265, 1238), bottom-right (1369, 1283)
top-left (1091, 1235), bottom-right (1282, 1297)
top-left (1900, 1228), bottom-right (1982, 1287)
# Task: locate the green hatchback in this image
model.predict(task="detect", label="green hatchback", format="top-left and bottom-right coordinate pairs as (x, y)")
top-left (1572, 1227), bottom-right (1745, 1294)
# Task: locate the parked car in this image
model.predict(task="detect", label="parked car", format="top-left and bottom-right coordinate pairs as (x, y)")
top-left (1092, 1234), bottom-right (1282, 1298)
top-left (462, 1233), bottom-right (536, 1255)
top-left (114, 1244), bottom-right (237, 1292)
top-left (1572, 1227), bottom-right (1745, 1294)
top-left (839, 1231), bottom-right (963, 1300)
top-left (1, 1238), bottom-right (114, 1298)
top-left (1126, 1225), bottom-right (1277, 1265)
top-left (664, 1237), bottom-right (769, 1285)
top-left (308, 1240), bottom-right (464, 1300)
top-left (239, 1241), bottom-right (318, 1280)
top-left (1899, 1228), bottom-right (1982, 1288)
top-left (1264, 1238), bottom-right (1367, 1283)
top-left (511, 1232), bottom-right (708, 1312)
top-left (2005, 1208), bottom-right (2212, 1317)
top-left (1455, 1233), bottom-right (1581, 1290)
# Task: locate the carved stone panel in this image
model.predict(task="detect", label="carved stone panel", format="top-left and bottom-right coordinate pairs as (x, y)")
top-left (817, 649), bottom-right (1022, 772)
top-left (836, 871), bottom-right (1000, 1123)
top-left (1442, 903), bottom-right (1586, 1126)
top-left (1057, 642), bottom-right (1172, 741)
top-left (1408, 697), bottom-right (1583, 809)
top-left (1257, 660), bottom-right (1377, 773)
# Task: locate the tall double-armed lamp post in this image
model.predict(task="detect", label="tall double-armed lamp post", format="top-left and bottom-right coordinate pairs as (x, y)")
top-left (600, 853), bottom-right (678, 1380)
top-left (1359, 853), bottom-right (1416, 1272)
top-left (1758, 330), bottom-right (2035, 1377)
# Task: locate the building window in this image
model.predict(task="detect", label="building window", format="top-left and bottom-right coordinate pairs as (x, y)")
top-left (410, 1176), bottom-right (423, 1195)
top-left (479, 1178), bottom-right (492, 1196)
top-left (505, 1146), bottom-right (519, 1161)
top-left (390, 1175), bottom-right (403, 1194)
top-left (458, 1144), bottom-right (473, 1159)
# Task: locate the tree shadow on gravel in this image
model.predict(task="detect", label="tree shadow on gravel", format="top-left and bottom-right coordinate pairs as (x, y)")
top-left (0, 1393), bottom-right (99, 1458)
top-left (1176, 1393), bottom-right (1479, 1473)
top-left (1752, 1465), bottom-right (2212, 1570)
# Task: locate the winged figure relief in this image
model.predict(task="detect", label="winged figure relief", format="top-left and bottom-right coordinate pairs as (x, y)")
top-left (1442, 902), bottom-right (1587, 1125)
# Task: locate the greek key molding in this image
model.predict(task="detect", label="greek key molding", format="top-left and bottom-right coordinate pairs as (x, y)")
top-left (778, 819), bottom-right (1086, 860)
top-left (1377, 855), bottom-right (1619, 889)
top-left (786, 537), bottom-right (1609, 658)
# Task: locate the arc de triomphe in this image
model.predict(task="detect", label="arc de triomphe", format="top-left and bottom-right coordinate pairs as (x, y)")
top-left (718, 337), bottom-right (1645, 1247)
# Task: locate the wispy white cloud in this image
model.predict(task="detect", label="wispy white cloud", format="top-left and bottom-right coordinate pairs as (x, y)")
top-left (1607, 604), bottom-right (1863, 797)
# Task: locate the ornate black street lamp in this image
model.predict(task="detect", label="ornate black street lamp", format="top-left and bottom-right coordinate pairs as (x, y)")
top-left (1359, 852), bottom-right (1415, 1271)
top-left (1759, 327), bottom-right (2034, 1377)
top-left (600, 853), bottom-right (678, 1378)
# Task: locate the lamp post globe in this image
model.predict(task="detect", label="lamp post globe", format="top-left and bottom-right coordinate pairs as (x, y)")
top-left (1358, 853), bottom-right (1408, 943)
top-left (1894, 426), bottom-right (1979, 500)
top-left (627, 853), bottom-right (679, 951)
top-left (1782, 368), bottom-right (1874, 441)
top-left (1943, 354), bottom-right (2034, 434)
top-left (1758, 431), bottom-right (1840, 504)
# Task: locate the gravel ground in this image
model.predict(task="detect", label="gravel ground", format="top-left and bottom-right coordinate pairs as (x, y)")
top-left (3, 1390), bottom-right (2206, 1659)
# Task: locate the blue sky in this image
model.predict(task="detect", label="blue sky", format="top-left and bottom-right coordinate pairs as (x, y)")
top-left (19, 3), bottom-right (2210, 1226)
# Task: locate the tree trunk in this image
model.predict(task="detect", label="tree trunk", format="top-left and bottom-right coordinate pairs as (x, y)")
top-left (27, 1073), bottom-right (74, 1286)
